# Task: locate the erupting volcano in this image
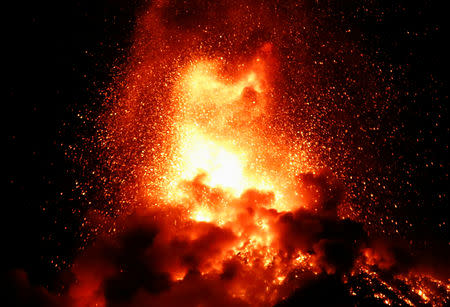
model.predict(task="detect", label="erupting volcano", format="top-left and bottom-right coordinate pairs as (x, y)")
top-left (6, 1), bottom-right (449, 307)
top-left (146, 53), bottom-right (319, 302)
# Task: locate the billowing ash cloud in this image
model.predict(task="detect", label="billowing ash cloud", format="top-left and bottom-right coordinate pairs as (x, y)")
top-left (6, 170), bottom-right (444, 306)
top-left (6, 172), bottom-right (374, 307)
top-left (5, 269), bottom-right (67, 307)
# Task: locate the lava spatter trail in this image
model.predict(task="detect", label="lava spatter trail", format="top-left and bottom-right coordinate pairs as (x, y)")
top-left (6, 1), bottom-right (448, 307)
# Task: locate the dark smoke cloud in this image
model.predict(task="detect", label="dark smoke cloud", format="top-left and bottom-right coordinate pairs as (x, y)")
top-left (274, 172), bottom-right (366, 275)
top-left (5, 172), bottom-right (377, 307)
top-left (274, 275), bottom-right (354, 307)
top-left (364, 237), bottom-right (450, 280)
top-left (6, 172), bottom-right (448, 306)
top-left (4, 269), bottom-right (68, 307)
top-left (67, 208), bottom-right (246, 306)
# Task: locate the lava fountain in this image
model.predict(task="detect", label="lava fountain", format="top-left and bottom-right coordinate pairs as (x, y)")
top-left (132, 48), bottom-right (322, 306)
top-left (63, 1), bottom-right (449, 307)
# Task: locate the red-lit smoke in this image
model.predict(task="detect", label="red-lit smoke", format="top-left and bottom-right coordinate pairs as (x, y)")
top-left (12, 1), bottom-right (447, 307)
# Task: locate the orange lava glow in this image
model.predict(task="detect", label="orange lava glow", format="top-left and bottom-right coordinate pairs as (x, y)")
top-left (83, 37), bottom-right (449, 307)
top-left (67, 2), bottom-right (449, 307)
top-left (146, 56), bottom-right (318, 304)
top-left (165, 58), bottom-right (305, 206)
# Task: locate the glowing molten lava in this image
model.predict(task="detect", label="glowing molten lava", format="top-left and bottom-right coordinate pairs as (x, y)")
top-left (149, 55), bottom-right (316, 304)
top-left (170, 60), bottom-right (275, 192)
top-left (165, 57), bottom-right (308, 204)
top-left (64, 2), bottom-right (450, 307)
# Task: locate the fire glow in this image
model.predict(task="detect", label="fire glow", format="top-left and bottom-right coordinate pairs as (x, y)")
top-left (167, 58), bottom-right (296, 202)
top-left (151, 56), bottom-right (316, 303)
top-left (63, 1), bottom-right (449, 307)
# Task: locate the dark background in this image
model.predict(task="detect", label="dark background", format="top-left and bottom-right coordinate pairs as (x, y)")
top-left (4, 0), bottom-right (448, 297)
top-left (4, 0), bottom-right (141, 288)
